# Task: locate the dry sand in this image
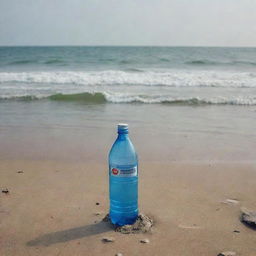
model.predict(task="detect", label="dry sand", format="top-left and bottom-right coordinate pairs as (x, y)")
top-left (1, 160), bottom-right (256, 256)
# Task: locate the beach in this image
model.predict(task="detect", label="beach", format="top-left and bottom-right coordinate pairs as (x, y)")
top-left (1, 160), bottom-right (256, 256)
top-left (1, 102), bottom-right (256, 256)
top-left (1, 46), bottom-right (256, 255)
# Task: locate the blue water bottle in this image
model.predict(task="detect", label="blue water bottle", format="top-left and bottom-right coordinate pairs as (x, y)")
top-left (109, 123), bottom-right (138, 226)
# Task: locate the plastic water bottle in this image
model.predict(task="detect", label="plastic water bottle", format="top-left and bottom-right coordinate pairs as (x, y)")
top-left (109, 123), bottom-right (138, 226)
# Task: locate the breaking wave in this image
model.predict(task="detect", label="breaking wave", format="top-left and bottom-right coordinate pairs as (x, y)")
top-left (0, 92), bottom-right (255, 105)
top-left (0, 70), bottom-right (255, 88)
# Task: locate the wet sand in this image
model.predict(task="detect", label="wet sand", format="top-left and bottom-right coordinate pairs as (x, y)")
top-left (1, 160), bottom-right (256, 256)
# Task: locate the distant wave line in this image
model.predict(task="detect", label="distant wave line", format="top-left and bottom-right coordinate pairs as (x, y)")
top-left (186, 59), bottom-right (256, 66)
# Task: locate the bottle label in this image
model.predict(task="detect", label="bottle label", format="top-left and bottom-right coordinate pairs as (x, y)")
top-left (110, 166), bottom-right (137, 177)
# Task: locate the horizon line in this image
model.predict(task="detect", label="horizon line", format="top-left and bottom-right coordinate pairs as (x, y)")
top-left (0, 44), bottom-right (256, 48)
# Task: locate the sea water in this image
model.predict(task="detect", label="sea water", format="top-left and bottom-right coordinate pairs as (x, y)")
top-left (0, 46), bottom-right (256, 163)
top-left (0, 46), bottom-right (256, 105)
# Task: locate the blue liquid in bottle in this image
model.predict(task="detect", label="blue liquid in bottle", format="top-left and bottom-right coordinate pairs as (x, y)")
top-left (109, 123), bottom-right (138, 226)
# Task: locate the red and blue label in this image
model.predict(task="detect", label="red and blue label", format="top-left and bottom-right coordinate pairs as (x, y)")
top-left (110, 166), bottom-right (137, 177)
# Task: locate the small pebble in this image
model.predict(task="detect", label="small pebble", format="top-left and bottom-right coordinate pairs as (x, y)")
top-left (96, 202), bottom-right (100, 205)
top-left (102, 237), bottom-right (115, 243)
top-left (17, 170), bottom-right (23, 173)
top-left (140, 238), bottom-right (150, 244)
top-left (217, 252), bottom-right (236, 256)
top-left (115, 253), bottom-right (123, 256)
top-left (94, 212), bottom-right (101, 216)
top-left (2, 188), bottom-right (9, 194)
top-left (233, 230), bottom-right (240, 233)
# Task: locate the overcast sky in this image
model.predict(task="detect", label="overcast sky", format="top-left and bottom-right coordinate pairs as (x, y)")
top-left (0, 0), bottom-right (256, 46)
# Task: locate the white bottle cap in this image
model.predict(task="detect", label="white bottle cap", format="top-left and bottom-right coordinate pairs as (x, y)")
top-left (118, 123), bottom-right (128, 129)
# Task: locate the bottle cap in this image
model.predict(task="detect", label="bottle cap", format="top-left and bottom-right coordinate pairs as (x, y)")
top-left (118, 123), bottom-right (128, 129)
top-left (117, 123), bottom-right (128, 133)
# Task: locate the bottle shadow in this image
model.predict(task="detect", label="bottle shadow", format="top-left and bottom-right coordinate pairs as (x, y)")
top-left (26, 220), bottom-right (112, 247)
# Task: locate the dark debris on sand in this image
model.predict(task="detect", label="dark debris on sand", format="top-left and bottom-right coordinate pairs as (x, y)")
top-left (102, 213), bottom-right (153, 234)
top-left (241, 207), bottom-right (256, 229)
top-left (2, 188), bottom-right (9, 194)
top-left (101, 237), bottom-right (115, 243)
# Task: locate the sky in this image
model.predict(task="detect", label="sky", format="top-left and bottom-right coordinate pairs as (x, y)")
top-left (0, 0), bottom-right (256, 47)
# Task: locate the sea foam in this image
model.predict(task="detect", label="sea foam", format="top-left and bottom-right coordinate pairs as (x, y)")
top-left (0, 70), bottom-right (255, 88)
top-left (0, 70), bottom-right (256, 105)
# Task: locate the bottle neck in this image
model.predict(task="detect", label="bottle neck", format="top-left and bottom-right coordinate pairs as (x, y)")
top-left (117, 132), bottom-right (129, 140)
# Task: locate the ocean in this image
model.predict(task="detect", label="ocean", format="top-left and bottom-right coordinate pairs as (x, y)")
top-left (1, 46), bottom-right (256, 104)
top-left (0, 46), bottom-right (255, 162)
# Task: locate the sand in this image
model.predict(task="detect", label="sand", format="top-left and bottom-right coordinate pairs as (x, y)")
top-left (1, 160), bottom-right (256, 256)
